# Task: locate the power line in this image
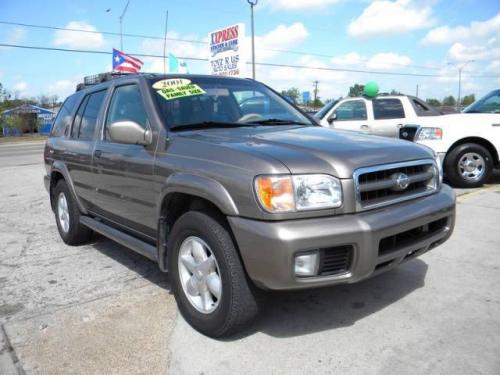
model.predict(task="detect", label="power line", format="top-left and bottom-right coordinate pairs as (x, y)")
top-left (1, 43), bottom-right (499, 79)
top-left (0, 20), bottom-right (465, 72)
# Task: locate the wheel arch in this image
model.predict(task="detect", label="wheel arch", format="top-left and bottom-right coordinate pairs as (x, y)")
top-left (156, 173), bottom-right (239, 271)
top-left (49, 161), bottom-right (88, 214)
top-left (445, 137), bottom-right (499, 166)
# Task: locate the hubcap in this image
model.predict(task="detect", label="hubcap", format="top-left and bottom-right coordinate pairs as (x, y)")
top-left (178, 236), bottom-right (222, 314)
top-left (458, 152), bottom-right (485, 182)
top-left (57, 192), bottom-right (70, 233)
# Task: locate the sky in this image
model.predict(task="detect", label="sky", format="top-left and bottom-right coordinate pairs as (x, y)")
top-left (0, 0), bottom-right (499, 102)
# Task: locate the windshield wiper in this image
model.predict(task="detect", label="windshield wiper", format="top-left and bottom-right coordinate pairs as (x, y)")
top-left (245, 118), bottom-right (310, 126)
top-left (170, 121), bottom-right (256, 131)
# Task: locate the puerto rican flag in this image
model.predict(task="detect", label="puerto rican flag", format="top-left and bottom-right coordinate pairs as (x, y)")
top-left (112, 48), bottom-right (144, 73)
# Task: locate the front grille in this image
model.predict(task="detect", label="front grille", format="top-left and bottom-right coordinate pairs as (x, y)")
top-left (379, 217), bottom-right (448, 256)
top-left (399, 126), bottom-right (419, 141)
top-left (354, 159), bottom-right (437, 210)
top-left (318, 245), bottom-right (353, 276)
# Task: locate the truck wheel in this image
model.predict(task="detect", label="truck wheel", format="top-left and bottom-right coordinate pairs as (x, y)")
top-left (54, 180), bottom-right (93, 245)
top-left (444, 143), bottom-right (493, 188)
top-left (167, 210), bottom-right (258, 337)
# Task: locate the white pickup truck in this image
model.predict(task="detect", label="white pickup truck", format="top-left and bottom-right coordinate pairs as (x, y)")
top-left (315, 92), bottom-right (500, 188)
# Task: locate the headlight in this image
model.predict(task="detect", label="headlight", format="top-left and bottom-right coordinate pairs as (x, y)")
top-left (254, 174), bottom-right (342, 213)
top-left (416, 127), bottom-right (442, 140)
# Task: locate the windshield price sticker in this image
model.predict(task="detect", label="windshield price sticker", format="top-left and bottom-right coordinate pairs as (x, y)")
top-left (153, 79), bottom-right (206, 101)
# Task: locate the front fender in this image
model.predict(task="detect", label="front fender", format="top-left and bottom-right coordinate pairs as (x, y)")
top-left (50, 161), bottom-right (88, 215)
top-left (157, 173), bottom-right (239, 217)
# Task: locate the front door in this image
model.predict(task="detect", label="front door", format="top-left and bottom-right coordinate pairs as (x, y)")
top-left (330, 99), bottom-right (371, 134)
top-left (371, 98), bottom-right (406, 137)
top-left (92, 82), bottom-right (158, 239)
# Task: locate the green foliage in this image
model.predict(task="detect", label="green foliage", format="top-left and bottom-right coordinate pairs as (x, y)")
top-left (461, 94), bottom-right (475, 106)
top-left (348, 83), bottom-right (364, 97)
top-left (425, 98), bottom-right (441, 107)
top-left (4, 115), bottom-right (25, 133)
top-left (442, 95), bottom-right (456, 106)
top-left (280, 87), bottom-right (300, 103)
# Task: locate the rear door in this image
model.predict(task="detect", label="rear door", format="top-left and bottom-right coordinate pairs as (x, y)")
top-left (92, 81), bottom-right (158, 240)
top-left (330, 99), bottom-right (371, 133)
top-left (63, 89), bottom-right (107, 209)
top-left (372, 98), bottom-right (406, 137)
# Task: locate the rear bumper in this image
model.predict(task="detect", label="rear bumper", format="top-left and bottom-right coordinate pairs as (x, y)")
top-left (229, 184), bottom-right (455, 290)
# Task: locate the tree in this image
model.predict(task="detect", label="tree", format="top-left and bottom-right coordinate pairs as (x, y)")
top-left (348, 83), bottom-right (364, 97)
top-left (312, 97), bottom-right (324, 108)
top-left (426, 98), bottom-right (441, 107)
top-left (461, 94), bottom-right (475, 106)
top-left (442, 95), bottom-right (456, 106)
top-left (390, 89), bottom-right (402, 95)
top-left (280, 88), bottom-right (300, 103)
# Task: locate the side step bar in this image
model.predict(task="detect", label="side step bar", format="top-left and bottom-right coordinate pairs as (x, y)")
top-left (80, 216), bottom-right (158, 262)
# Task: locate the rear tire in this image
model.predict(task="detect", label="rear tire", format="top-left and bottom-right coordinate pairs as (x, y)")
top-left (444, 143), bottom-right (493, 188)
top-left (168, 210), bottom-right (258, 337)
top-left (53, 180), bottom-right (93, 245)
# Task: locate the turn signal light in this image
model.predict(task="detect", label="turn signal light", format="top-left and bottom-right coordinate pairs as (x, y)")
top-left (254, 176), bottom-right (294, 212)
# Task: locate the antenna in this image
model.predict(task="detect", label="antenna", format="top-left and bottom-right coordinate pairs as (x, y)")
top-left (163, 10), bottom-right (169, 75)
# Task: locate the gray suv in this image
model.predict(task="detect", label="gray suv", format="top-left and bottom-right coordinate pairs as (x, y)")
top-left (44, 73), bottom-right (456, 337)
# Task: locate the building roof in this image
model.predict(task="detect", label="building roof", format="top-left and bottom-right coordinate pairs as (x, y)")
top-left (1, 104), bottom-right (56, 116)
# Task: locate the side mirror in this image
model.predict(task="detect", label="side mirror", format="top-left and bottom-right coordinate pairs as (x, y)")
top-left (327, 112), bottom-right (337, 125)
top-left (108, 121), bottom-right (152, 146)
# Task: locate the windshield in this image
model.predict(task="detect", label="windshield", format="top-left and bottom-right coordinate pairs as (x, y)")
top-left (314, 100), bottom-right (338, 120)
top-left (463, 90), bottom-right (500, 113)
top-left (151, 76), bottom-right (313, 130)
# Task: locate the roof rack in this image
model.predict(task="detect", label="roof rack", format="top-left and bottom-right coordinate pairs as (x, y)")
top-left (76, 72), bottom-right (141, 91)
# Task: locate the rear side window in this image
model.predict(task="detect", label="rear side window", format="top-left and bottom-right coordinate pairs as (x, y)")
top-left (411, 98), bottom-right (441, 117)
top-left (50, 93), bottom-right (81, 137)
top-left (373, 99), bottom-right (405, 119)
top-left (105, 85), bottom-right (148, 140)
top-left (72, 90), bottom-right (107, 140)
top-left (334, 100), bottom-right (367, 121)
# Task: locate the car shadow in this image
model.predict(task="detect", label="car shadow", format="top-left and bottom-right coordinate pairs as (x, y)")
top-left (86, 234), bottom-right (428, 340)
top-left (233, 259), bottom-right (428, 340)
top-left (89, 233), bottom-right (171, 291)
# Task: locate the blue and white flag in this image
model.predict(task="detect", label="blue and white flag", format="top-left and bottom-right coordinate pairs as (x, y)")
top-left (169, 53), bottom-right (189, 74)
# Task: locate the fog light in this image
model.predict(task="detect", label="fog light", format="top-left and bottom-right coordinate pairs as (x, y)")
top-left (294, 252), bottom-right (319, 277)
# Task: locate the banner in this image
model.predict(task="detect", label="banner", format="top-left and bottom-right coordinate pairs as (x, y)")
top-left (208, 23), bottom-right (247, 77)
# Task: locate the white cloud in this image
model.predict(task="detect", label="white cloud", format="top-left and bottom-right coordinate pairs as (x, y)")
top-left (12, 81), bottom-right (29, 98)
top-left (4, 27), bottom-right (27, 44)
top-left (422, 13), bottom-right (500, 45)
top-left (366, 52), bottom-right (411, 69)
top-left (260, 0), bottom-right (339, 11)
top-left (13, 82), bottom-right (28, 91)
top-left (253, 22), bottom-right (309, 60)
top-left (47, 80), bottom-right (78, 99)
top-left (448, 42), bottom-right (500, 62)
top-left (348, 0), bottom-right (435, 38)
top-left (331, 52), bottom-right (411, 70)
top-left (53, 21), bottom-right (105, 49)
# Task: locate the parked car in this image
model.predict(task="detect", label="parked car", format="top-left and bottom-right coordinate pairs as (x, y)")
top-left (400, 90), bottom-right (500, 187)
top-left (314, 94), bottom-right (442, 137)
top-left (44, 73), bottom-right (455, 337)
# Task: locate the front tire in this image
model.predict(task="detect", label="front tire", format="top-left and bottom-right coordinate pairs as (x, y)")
top-left (168, 211), bottom-right (258, 337)
top-left (444, 143), bottom-right (493, 188)
top-left (53, 180), bottom-right (93, 245)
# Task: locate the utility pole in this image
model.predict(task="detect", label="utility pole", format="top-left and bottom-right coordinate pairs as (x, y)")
top-left (313, 80), bottom-right (319, 109)
top-left (163, 10), bottom-right (169, 75)
top-left (247, 0), bottom-right (258, 79)
top-left (416, 84), bottom-right (419, 98)
top-left (119, 0), bottom-right (130, 51)
top-left (448, 60), bottom-right (474, 111)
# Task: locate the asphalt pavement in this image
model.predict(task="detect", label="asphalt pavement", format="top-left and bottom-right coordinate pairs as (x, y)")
top-left (0, 141), bottom-right (499, 375)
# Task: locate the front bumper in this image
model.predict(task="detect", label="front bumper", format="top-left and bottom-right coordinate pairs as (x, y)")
top-left (229, 184), bottom-right (455, 290)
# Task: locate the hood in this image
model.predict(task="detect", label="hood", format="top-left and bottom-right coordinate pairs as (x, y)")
top-left (180, 126), bottom-right (433, 178)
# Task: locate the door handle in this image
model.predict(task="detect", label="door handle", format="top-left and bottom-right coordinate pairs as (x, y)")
top-left (492, 124), bottom-right (500, 127)
top-left (397, 123), bottom-right (404, 128)
top-left (360, 125), bottom-right (370, 130)
top-left (94, 150), bottom-right (102, 158)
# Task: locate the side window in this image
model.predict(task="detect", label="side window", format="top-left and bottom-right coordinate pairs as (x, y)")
top-left (373, 99), bottom-right (405, 119)
top-left (78, 90), bottom-right (106, 140)
top-left (105, 85), bottom-right (148, 140)
top-left (412, 98), bottom-right (441, 117)
top-left (71, 96), bottom-right (89, 138)
top-left (50, 93), bottom-right (81, 137)
top-left (478, 93), bottom-right (500, 113)
top-left (334, 100), bottom-right (367, 121)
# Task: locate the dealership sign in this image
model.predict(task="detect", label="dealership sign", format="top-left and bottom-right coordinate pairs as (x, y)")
top-left (208, 23), bottom-right (247, 77)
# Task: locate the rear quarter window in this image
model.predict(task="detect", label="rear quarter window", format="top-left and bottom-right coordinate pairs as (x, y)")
top-left (50, 93), bottom-right (82, 137)
top-left (373, 98), bottom-right (405, 120)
